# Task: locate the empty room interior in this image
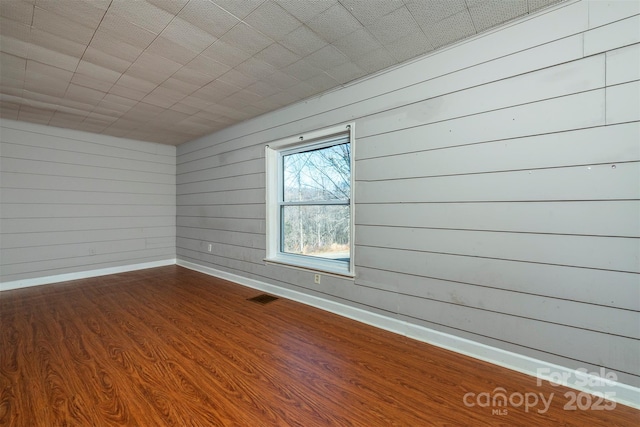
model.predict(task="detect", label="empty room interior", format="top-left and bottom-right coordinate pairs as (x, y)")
top-left (0, 0), bottom-right (639, 425)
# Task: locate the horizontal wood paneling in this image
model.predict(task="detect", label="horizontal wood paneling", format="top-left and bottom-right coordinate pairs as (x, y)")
top-left (606, 80), bottom-right (640, 125)
top-left (0, 188), bottom-right (174, 205)
top-left (356, 162), bottom-right (639, 203)
top-left (1, 227), bottom-right (175, 248)
top-left (356, 201), bottom-right (640, 237)
top-left (356, 225), bottom-right (639, 272)
top-left (176, 2), bottom-right (640, 388)
top-left (357, 123), bottom-right (639, 180)
top-left (0, 119), bottom-right (176, 282)
top-left (355, 246), bottom-right (640, 312)
top-left (357, 89), bottom-right (606, 160)
top-left (2, 216), bottom-right (175, 233)
top-left (356, 266), bottom-right (640, 338)
top-left (606, 44), bottom-right (640, 85)
top-left (584, 14), bottom-right (640, 55)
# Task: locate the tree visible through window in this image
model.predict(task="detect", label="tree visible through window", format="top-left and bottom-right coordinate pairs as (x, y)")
top-left (281, 142), bottom-right (350, 262)
top-left (266, 124), bottom-right (354, 275)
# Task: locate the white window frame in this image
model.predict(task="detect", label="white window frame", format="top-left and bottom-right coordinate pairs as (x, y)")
top-left (265, 123), bottom-right (355, 277)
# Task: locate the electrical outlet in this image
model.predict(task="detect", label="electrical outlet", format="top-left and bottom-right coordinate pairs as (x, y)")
top-left (207, 243), bottom-right (212, 252)
top-left (314, 274), bottom-right (321, 284)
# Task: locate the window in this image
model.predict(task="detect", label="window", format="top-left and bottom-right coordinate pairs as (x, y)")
top-left (265, 123), bottom-right (355, 276)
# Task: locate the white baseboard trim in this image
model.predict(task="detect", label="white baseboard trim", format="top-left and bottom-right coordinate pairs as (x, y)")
top-left (177, 259), bottom-right (640, 409)
top-left (0, 259), bottom-right (177, 292)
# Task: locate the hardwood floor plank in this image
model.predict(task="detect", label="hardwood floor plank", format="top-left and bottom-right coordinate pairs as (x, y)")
top-left (1, 265), bottom-right (638, 426)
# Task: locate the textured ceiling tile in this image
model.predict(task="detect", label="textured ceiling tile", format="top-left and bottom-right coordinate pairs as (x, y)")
top-left (89, 31), bottom-right (145, 63)
top-left (280, 25), bottom-right (327, 57)
top-left (367, 6), bottom-right (422, 45)
top-left (32, 6), bottom-right (96, 45)
top-left (30, 27), bottom-right (86, 57)
top-left (0, 102), bottom-right (21, 120)
top-left (171, 102), bottom-right (201, 115)
top-left (76, 61), bottom-right (122, 84)
top-left (217, 70), bottom-right (258, 90)
top-left (181, 94), bottom-right (215, 109)
top-left (26, 60), bottom-right (73, 82)
top-left (160, 18), bottom-right (218, 53)
top-left (282, 59), bottom-right (324, 81)
top-left (261, 70), bottom-right (300, 90)
top-left (178, 0), bottom-right (239, 37)
top-left (82, 47), bottom-right (132, 74)
top-left (64, 83), bottom-right (106, 103)
top-left (146, 36), bottom-right (200, 65)
top-left (109, 84), bottom-right (150, 101)
top-left (153, 108), bottom-right (192, 124)
top-left (424, 9), bottom-right (477, 49)
top-left (245, 80), bottom-right (280, 98)
top-left (333, 28), bottom-right (383, 59)
top-left (160, 77), bottom-right (201, 94)
top-left (304, 72), bottom-right (340, 92)
top-left (339, 0), bottom-right (405, 26)
top-left (108, 0), bottom-right (174, 34)
top-left (124, 102), bottom-right (165, 120)
top-left (76, 117), bottom-right (112, 133)
top-left (386, 30), bottom-right (433, 63)
top-left (147, 0), bottom-right (190, 14)
top-left (469, 0), bottom-right (528, 33)
top-left (102, 93), bottom-right (139, 108)
top-left (186, 55), bottom-right (231, 79)
top-left (212, 0), bottom-right (264, 19)
top-left (99, 11), bottom-right (158, 49)
top-left (244, 2), bottom-right (301, 41)
top-left (325, 61), bottom-right (366, 84)
top-left (115, 73), bottom-right (158, 93)
top-left (218, 88), bottom-right (262, 109)
top-left (202, 41), bottom-right (251, 68)
top-left (124, 66), bottom-right (173, 86)
top-left (307, 3), bottom-right (363, 43)
top-left (219, 22), bottom-right (273, 55)
top-left (0, 52), bottom-right (27, 80)
top-left (235, 57), bottom-right (278, 80)
top-left (251, 96), bottom-right (283, 112)
top-left (0, 16), bottom-right (30, 39)
top-left (20, 90), bottom-right (61, 106)
top-left (354, 47), bottom-right (396, 73)
top-left (405, 0), bottom-right (468, 27)
top-left (18, 105), bottom-right (56, 124)
top-left (287, 81), bottom-right (318, 98)
top-left (0, 18), bottom-right (31, 57)
top-left (1, 1), bottom-right (34, 24)
top-left (24, 76), bottom-right (67, 97)
top-left (267, 87), bottom-right (304, 106)
top-left (35, 0), bottom-right (110, 28)
top-left (71, 73), bottom-right (115, 93)
top-left (304, 44), bottom-right (349, 70)
top-left (254, 43), bottom-right (300, 69)
top-left (276, 0), bottom-right (336, 23)
top-left (28, 46), bottom-right (80, 75)
top-left (132, 52), bottom-right (183, 76)
top-left (49, 111), bottom-right (90, 128)
top-left (144, 86), bottom-right (187, 105)
top-left (172, 66), bottom-right (214, 86)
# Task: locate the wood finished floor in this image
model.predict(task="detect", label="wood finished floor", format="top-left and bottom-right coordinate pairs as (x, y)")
top-left (0, 266), bottom-right (637, 426)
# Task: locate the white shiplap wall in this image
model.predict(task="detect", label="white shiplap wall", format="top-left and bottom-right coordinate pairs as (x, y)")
top-left (176, 1), bottom-right (640, 388)
top-left (0, 119), bottom-right (176, 285)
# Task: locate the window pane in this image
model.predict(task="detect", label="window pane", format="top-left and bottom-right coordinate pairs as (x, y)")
top-left (282, 205), bottom-right (350, 262)
top-left (283, 143), bottom-right (350, 202)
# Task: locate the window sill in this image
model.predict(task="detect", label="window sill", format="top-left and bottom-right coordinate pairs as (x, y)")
top-left (264, 255), bottom-right (355, 279)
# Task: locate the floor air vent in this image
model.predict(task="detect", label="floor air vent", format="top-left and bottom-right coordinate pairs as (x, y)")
top-left (247, 294), bottom-right (279, 305)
